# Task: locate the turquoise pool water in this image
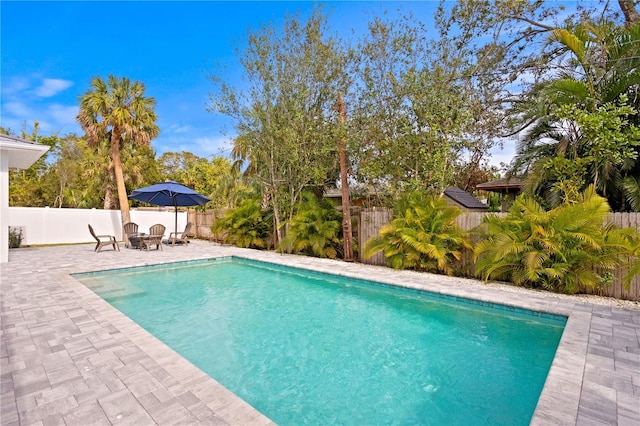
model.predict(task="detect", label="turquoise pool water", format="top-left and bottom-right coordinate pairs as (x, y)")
top-left (74, 257), bottom-right (566, 425)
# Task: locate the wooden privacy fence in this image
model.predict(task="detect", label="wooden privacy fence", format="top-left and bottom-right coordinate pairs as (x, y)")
top-left (189, 208), bottom-right (640, 301)
top-left (358, 208), bottom-right (393, 266)
top-left (356, 209), bottom-right (640, 301)
top-left (593, 213), bottom-right (640, 300)
top-left (188, 209), bottom-right (226, 242)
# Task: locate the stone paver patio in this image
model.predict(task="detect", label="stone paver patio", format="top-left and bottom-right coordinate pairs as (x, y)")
top-left (1, 240), bottom-right (639, 425)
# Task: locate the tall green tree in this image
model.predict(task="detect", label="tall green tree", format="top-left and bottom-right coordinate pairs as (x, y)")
top-left (158, 151), bottom-right (238, 209)
top-left (7, 129), bottom-right (160, 209)
top-left (77, 75), bottom-right (159, 227)
top-left (347, 9), bottom-right (504, 199)
top-left (52, 135), bottom-right (159, 208)
top-left (158, 151), bottom-right (200, 178)
top-left (208, 9), bottom-right (349, 244)
top-left (45, 134), bottom-right (98, 208)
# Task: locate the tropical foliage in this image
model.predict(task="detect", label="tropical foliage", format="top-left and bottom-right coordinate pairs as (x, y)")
top-left (363, 192), bottom-right (470, 275)
top-left (6, 127), bottom-right (161, 209)
top-left (157, 151), bottom-right (239, 209)
top-left (77, 75), bottom-right (160, 227)
top-left (279, 192), bottom-right (343, 258)
top-left (474, 186), bottom-right (640, 294)
top-left (509, 19), bottom-right (640, 210)
top-left (7, 129), bottom-right (60, 207)
top-left (211, 196), bottom-right (273, 249)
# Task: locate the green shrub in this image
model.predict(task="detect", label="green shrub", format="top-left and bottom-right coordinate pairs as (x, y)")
top-left (211, 198), bottom-right (273, 249)
top-left (363, 192), bottom-right (470, 275)
top-left (8, 227), bottom-right (22, 248)
top-left (279, 192), bottom-right (343, 258)
top-left (474, 186), bottom-right (639, 294)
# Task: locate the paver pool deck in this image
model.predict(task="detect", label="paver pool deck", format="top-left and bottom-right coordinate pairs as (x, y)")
top-left (1, 240), bottom-right (639, 425)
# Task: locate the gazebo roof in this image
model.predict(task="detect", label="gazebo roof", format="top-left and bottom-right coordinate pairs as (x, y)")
top-left (476, 177), bottom-right (523, 193)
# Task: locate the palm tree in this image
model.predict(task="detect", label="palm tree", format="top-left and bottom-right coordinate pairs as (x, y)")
top-left (510, 20), bottom-right (640, 209)
top-left (77, 75), bottom-right (159, 227)
top-left (212, 196), bottom-right (273, 249)
top-left (474, 186), bottom-right (640, 294)
top-left (278, 192), bottom-right (343, 259)
top-left (363, 192), bottom-right (471, 275)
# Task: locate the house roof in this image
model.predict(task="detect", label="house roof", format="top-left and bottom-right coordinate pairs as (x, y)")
top-left (0, 134), bottom-right (50, 169)
top-left (476, 177), bottom-right (523, 192)
top-left (443, 187), bottom-right (488, 210)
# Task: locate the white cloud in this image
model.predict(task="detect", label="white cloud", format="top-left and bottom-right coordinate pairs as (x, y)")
top-left (167, 124), bottom-right (192, 133)
top-left (48, 104), bottom-right (79, 126)
top-left (194, 135), bottom-right (233, 155)
top-left (1, 76), bottom-right (81, 135)
top-left (34, 78), bottom-right (73, 98)
top-left (3, 77), bottom-right (31, 96)
top-left (4, 101), bottom-right (32, 117)
top-left (153, 134), bottom-right (234, 159)
top-left (489, 144), bottom-right (516, 170)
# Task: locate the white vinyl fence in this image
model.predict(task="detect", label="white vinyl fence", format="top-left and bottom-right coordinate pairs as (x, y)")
top-left (8, 207), bottom-right (187, 245)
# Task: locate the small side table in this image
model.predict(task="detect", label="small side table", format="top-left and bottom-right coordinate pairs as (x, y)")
top-left (128, 233), bottom-right (146, 249)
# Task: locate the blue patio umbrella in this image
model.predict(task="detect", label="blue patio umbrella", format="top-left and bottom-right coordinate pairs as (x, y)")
top-left (128, 180), bottom-right (210, 237)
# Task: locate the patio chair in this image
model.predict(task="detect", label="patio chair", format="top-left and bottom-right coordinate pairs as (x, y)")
top-left (88, 224), bottom-right (120, 252)
top-left (142, 224), bottom-right (165, 251)
top-left (168, 222), bottom-right (194, 246)
top-left (123, 222), bottom-right (139, 248)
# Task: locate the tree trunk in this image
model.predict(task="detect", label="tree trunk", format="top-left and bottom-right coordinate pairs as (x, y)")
top-left (103, 186), bottom-right (113, 210)
top-left (103, 166), bottom-right (117, 209)
top-left (337, 92), bottom-right (354, 262)
top-left (618, 0), bottom-right (640, 25)
top-left (111, 129), bottom-right (131, 233)
top-left (271, 188), bottom-right (283, 248)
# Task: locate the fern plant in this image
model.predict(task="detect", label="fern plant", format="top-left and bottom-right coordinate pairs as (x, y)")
top-left (212, 197), bottom-right (273, 249)
top-left (363, 192), bottom-right (470, 275)
top-left (279, 192), bottom-right (343, 258)
top-left (474, 186), bottom-right (639, 293)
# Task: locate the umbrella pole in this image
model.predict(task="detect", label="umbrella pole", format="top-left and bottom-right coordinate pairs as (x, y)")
top-left (174, 200), bottom-right (178, 246)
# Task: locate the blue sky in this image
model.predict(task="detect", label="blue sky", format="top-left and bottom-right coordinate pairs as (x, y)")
top-left (2, 1), bottom-right (521, 166)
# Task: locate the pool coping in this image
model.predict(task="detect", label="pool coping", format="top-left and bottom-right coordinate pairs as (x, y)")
top-left (2, 241), bottom-right (639, 425)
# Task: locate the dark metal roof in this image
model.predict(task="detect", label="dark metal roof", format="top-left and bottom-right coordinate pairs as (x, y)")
top-left (443, 187), bottom-right (489, 210)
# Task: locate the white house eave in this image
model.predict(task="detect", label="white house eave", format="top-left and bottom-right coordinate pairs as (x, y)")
top-left (0, 138), bottom-right (50, 169)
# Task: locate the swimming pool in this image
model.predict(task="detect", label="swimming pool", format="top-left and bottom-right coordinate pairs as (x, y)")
top-left (74, 257), bottom-right (566, 425)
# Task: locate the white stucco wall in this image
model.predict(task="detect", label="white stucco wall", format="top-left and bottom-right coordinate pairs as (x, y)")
top-left (7, 207), bottom-right (187, 246)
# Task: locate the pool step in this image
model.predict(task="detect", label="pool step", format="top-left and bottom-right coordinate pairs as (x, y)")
top-left (81, 278), bottom-right (146, 301)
